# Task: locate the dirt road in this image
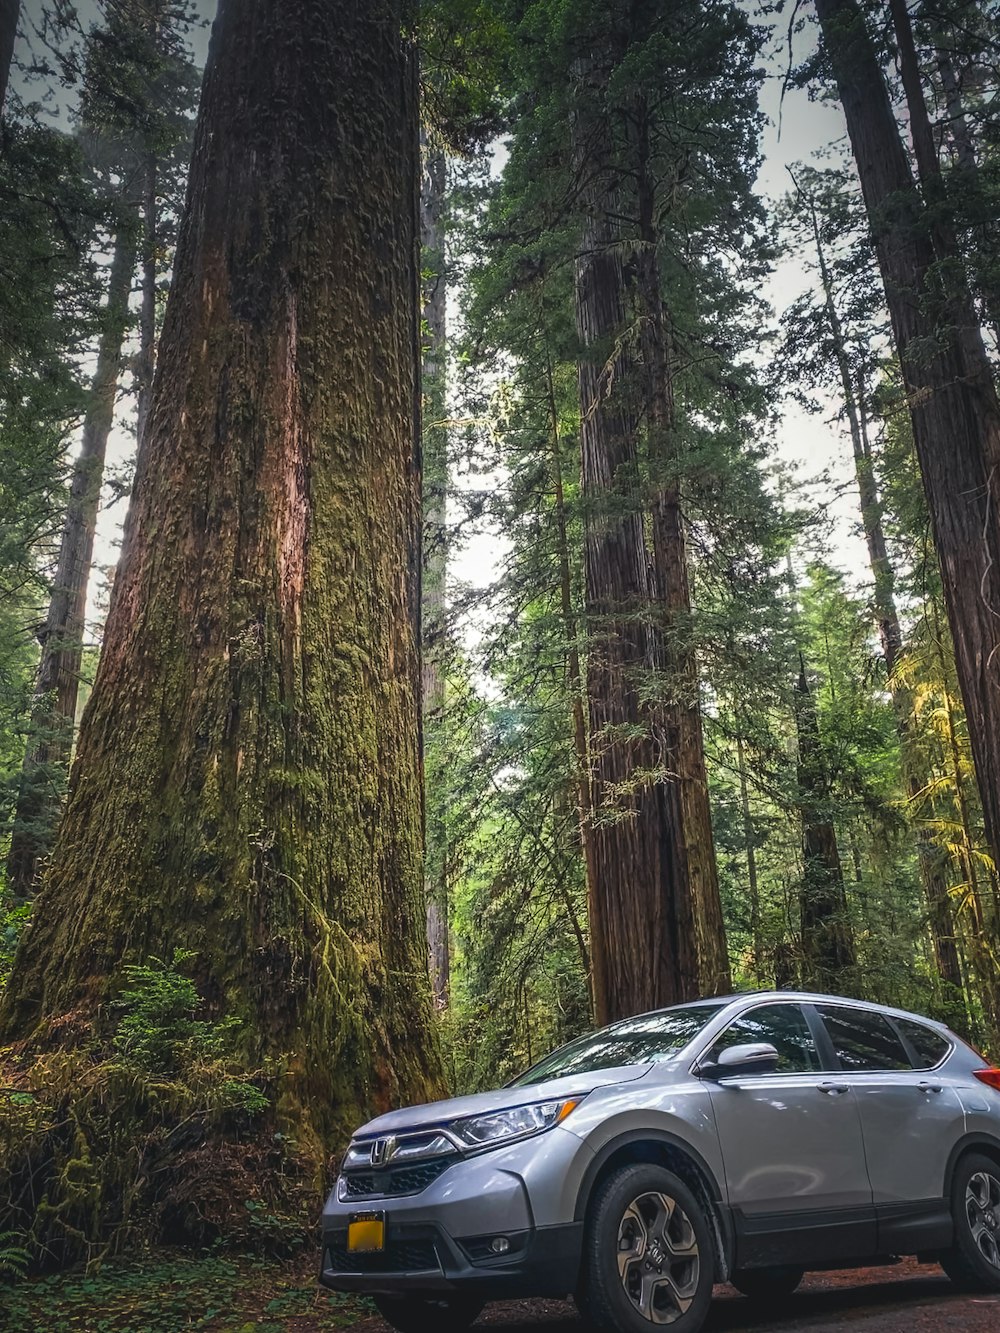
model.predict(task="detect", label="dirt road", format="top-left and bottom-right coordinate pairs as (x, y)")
top-left (356, 1262), bottom-right (1000, 1333)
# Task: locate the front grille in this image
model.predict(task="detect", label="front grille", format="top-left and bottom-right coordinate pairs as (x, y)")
top-left (325, 1238), bottom-right (440, 1274)
top-left (340, 1156), bottom-right (453, 1200)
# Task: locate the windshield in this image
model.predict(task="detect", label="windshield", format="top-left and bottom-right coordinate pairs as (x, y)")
top-left (510, 1003), bottom-right (729, 1087)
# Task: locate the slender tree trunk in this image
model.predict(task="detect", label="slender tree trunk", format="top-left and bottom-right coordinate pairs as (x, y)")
top-left (420, 134), bottom-right (449, 1011)
top-left (815, 0), bottom-right (1000, 887)
top-left (0, 0), bottom-right (17, 118)
top-left (546, 355), bottom-right (600, 1016)
top-left (5, 221), bottom-right (138, 903)
top-left (934, 43), bottom-right (1000, 344)
top-left (735, 729), bottom-right (764, 979)
top-left (798, 184), bottom-right (964, 995)
top-left (795, 656), bottom-right (856, 988)
top-left (0, 0), bottom-right (440, 1142)
top-left (134, 150), bottom-right (158, 455)
top-left (571, 41), bottom-right (706, 1023)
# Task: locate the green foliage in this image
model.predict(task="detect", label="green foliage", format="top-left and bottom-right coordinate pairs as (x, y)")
top-left (113, 949), bottom-right (240, 1077)
top-left (0, 902), bottom-right (30, 990)
top-left (0, 1252), bottom-right (361, 1328)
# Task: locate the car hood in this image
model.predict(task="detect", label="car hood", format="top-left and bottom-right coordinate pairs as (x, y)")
top-left (353, 1064), bottom-right (655, 1138)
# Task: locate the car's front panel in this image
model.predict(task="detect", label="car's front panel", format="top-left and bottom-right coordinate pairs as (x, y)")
top-left (320, 1122), bottom-right (592, 1297)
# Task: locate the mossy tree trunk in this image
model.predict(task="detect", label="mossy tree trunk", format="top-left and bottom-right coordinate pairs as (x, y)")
top-left (1, 0), bottom-right (440, 1154)
top-left (420, 134), bottom-right (449, 1011)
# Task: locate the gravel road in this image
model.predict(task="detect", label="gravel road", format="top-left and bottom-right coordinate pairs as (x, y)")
top-left (356, 1261), bottom-right (1000, 1333)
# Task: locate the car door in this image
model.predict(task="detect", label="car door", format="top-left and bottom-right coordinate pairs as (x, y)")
top-left (700, 1001), bottom-right (876, 1268)
top-left (813, 1003), bottom-right (963, 1252)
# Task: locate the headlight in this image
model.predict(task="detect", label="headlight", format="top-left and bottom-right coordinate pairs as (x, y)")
top-left (450, 1097), bottom-right (583, 1149)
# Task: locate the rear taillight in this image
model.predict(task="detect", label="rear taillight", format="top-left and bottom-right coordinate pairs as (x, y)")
top-left (973, 1069), bottom-right (1000, 1091)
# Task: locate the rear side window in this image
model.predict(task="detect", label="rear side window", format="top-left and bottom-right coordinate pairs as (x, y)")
top-left (817, 1005), bottom-right (911, 1071)
top-left (895, 1017), bottom-right (951, 1070)
top-left (706, 1003), bottom-right (821, 1074)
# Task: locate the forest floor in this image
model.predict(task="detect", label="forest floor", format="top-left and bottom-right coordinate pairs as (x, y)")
top-left (3, 1254), bottom-right (1000, 1333)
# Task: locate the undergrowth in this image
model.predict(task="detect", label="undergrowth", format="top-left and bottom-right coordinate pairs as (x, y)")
top-left (0, 1250), bottom-right (364, 1331)
top-left (0, 951), bottom-right (316, 1269)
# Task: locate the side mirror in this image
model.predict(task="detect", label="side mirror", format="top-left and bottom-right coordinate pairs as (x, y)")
top-left (697, 1042), bottom-right (780, 1080)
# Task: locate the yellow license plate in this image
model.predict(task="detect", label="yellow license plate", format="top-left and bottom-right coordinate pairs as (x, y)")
top-left (347, 1213), bottom-right (385, 1253)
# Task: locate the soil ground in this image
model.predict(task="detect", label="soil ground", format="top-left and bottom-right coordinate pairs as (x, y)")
top-left (3, 1255), bottom-right (1000, 1333)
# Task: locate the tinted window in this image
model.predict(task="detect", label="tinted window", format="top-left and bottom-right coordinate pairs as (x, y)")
top-left (895, 1017), bottom-right (951, 1070)
top-left (817, 1005), bottom-right (911, 1071)
top-left (706, 1003), bottom-right (820, 1074)
top-left (511, 1004), bottom-right (728, 1087)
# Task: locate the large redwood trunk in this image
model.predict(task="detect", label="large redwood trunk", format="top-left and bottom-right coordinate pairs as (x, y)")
top-left (6, 223), bottom-right (137, 902)
top-left (1, 0), bottom-right (440, 1148)
top-left (814, 0), bottom-right (1000, 887)
top-left (572, 38), bottom-right (726, 1025)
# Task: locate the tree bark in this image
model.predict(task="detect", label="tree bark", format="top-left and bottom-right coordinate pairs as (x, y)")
top-left (546, 353), bottom-right (599, 1016)
top-left (420, 134), bottom-right (449, 1011)
top-left (634, 99), bottom-right (729, 998)
top-left (5, 220), bottom-right (138, 903)
top-left (0, 0), bottom-right (440, 1145)
top-left (794, 656), bottom-right (856, 989)
top-left (0, 0), bottom-right (17, 119)
top-left (814, 0), bottom-right (1000, 891)
top-left (571, 39), bottom-right (712, 1024)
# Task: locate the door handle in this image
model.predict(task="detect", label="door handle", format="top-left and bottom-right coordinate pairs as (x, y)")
top-left (818, 1082), bottom-right (850, 1095)
top-left (919, 1081), bottom-right (943, 1093)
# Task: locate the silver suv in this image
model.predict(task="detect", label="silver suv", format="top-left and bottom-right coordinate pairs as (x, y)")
top-left (320, 991), bottom-right (1000, 1333)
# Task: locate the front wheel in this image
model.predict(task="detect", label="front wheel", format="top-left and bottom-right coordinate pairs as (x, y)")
top-left (372, 1294), bottom-right (484, 1333)
top-left (730, 1266), bottom-right (804, 1301)
top-left (576, 1163), bottom-right (715, 1332)
top-left (940, 1152), bottom-right (1000, 1293)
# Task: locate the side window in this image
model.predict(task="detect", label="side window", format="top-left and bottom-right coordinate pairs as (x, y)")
top-left (895, 1017), bottom-right (952, 1070)
top-left (817, 1005), bottom-right (911, 1072)
top-left (706, 1003), bottom-right (821, 1074)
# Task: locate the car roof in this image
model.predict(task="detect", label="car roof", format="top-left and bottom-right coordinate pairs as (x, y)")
top-left (631, 990), bottom-right (952, 1032)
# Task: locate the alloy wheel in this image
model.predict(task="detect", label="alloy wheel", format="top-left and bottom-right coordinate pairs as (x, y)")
top-left (616, 1190), bottom-right (700, 1325)
top-left (966, 1170), bottom-right (1000, 1270)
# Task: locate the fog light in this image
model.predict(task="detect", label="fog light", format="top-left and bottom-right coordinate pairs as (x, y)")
top-left (489, 1236), bottom-right (510, 1254)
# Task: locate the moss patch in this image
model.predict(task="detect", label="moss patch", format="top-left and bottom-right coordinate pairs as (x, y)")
top-left (0, 1251), bottom-right (367, 1332)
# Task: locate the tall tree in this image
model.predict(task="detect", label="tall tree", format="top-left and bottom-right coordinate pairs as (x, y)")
top-left (813, 0), bottom-right (1000, 886)
top-left (421, 133), bottom-right (449, 1010)
top-left (0, 0), bottom-right (17, 117)
top-left (1, 0), bottom-right (440, 1172)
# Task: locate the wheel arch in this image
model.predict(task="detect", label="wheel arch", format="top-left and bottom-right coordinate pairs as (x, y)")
top-left (945, 1134), bottom-right (1000, 1196)
top-left (573, 1130), bottom-right (733, 1282)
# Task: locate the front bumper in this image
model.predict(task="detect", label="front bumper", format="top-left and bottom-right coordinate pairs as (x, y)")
top-left (319, 1124), bottom-right (591, 1298)
top-left (319, 1219), bottom-right (583, 1297)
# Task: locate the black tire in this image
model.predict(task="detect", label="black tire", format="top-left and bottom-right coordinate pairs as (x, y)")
top-left (372, 1294), bottom-right (484, 1333)
top-left (576, 1163), bottom-right (716, 1333)
top-left (940, 1151), bottom-right (1000, 1293)
top-left (730, 1266), bottom-right (804, 1302)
